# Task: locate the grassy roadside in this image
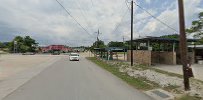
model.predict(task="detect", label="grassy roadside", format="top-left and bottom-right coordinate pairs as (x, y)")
top-left (177, 94), bottom-right (202, 100)
top-left (87, 57), bottom-right (159, 91)
top-left (87, 57), bottom-right (202, 100)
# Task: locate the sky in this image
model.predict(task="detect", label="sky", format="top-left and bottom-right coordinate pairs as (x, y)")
top-left (0, 0), bottom-right (202, 46)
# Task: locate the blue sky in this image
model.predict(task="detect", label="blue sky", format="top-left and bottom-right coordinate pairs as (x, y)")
top-left (0, 0), bottom-right (202, 46)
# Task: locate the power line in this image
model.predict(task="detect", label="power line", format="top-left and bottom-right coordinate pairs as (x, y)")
top-left (90, 0), bottom-right (94, 7)
top-left (125, 1), bottom-right (179, 36)
top-left (107, 0), bottom-right (131, 41)
top-left (134, 2), bottom-right (179, 33)
top-left (134, 16), bottom-right (174, 37)
top-left (125, 0), bottom-right (131, 11)
top-left (55, 0), bottom-right (93, 37)
top-left (74, 0), bottom-right (92, 31)
top-left (111, 9), bottom-right (129, 35)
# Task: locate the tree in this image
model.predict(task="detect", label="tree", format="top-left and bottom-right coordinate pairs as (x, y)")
top-left (95, 40), bottom-right (106, 48)
top-left (108, 41), bottom-right (124, 47)
top-left (90, 40), bottom-right (106, 50)
top-left (8, 36), bottom-right (38, 53)
top-left (186, 12), bottom-right (203, 39)
top-left (20, 45), bottom-right (29, 53)
top-left (8, 36), bottom-right (24, 52)
top-left (161, 34), bottom-right (179, 39)
top-left (0, 42), bottom-right (4, 48)
top-left (24, 36), bottom-right (38, 52)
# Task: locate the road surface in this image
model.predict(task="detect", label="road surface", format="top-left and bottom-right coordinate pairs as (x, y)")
top-left (3, 55), bottom-right (153, 100)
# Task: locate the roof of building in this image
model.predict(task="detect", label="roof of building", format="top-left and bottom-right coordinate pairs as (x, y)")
top-left (94, 47), bottom-right (126, 52)
top-left (127, 36), bottom-right (199, 43)
top-left (188, 45), bottom-right (203, 49)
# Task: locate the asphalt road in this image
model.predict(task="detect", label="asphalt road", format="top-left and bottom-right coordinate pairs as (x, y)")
top-left (3, 56), bottom-right (153, 100)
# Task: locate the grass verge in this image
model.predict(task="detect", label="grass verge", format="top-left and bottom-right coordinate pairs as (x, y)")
top-left (87, 57), bottom-right (202, 100)
top-left (177, 94), bottom-right (202, 100)
top-left (87, 57), bottom-right (159, 91)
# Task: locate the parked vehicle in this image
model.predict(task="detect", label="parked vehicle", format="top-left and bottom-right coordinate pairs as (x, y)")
top-left (51, 50), bottom-right (60, 55)
top-left (69, 53), bottom-right (79, 61)
top-left (22, 52), bottom-right (35, 55)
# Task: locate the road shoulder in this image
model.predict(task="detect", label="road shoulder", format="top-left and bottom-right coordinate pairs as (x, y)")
top-left (0, 57), bottom-right (61, 100)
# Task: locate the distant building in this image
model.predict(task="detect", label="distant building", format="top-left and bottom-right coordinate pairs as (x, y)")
top-left (41, 47), bottom-right (49, 53)
top-left (40, 45), bottom-right (72, 53)
top-left (188, 45), bottom-right (203, 63)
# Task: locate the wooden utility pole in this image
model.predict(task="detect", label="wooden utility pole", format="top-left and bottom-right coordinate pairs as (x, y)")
top-left (96, 29), bottom-right (101, 48)
top-left (123, 36), bottom-right (126, 61)
top-left (178, 0), bottom-right (190, 90)
top-left (131, 0), bottom-right (134, 66)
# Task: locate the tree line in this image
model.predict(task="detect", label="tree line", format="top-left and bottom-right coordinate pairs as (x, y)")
top-left (0, 36), bottom-right (38, 53)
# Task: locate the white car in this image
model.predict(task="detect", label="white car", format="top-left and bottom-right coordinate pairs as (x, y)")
top-left (69, 53), bottom-right (80, 61)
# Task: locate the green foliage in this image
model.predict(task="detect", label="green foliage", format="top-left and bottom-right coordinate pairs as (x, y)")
top-left (186, 12), bottom-right (203, 38)
top-left (178, 94), bottom-right (201, 100)
top-left (0, 42), bottom-right (4, 48)
top-left (108, 41), bottom-right (124, 47)
top-left (8, 36), bottom-right (38, 53)
top-left (199, 12), bottom-right (203, 18)
top-left (151, 43), bottom-right (160, 51)
top-left (199, 39), bottom-right (203, 43)
top-left (161, 34), bottom-right (179, 39)
top-left (151, 34), bottom-right (179, 51)
top-left (90, 40), bottom-right (106, 50)
top-left (23, 36), bottom-right (37, 52)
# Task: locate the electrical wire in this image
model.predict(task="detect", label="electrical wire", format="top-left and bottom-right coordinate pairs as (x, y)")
top-left (90, 0), bottom-right (94, 7)
top-left (134, 17), bottom-right (174, 37)
top-left (134, 2), bottom-right (179, 33)
top-left (125, 0), bottom-right (131, 11)
top-left (74, 0), bottom-right (92, 31)
top-left (55, 0), bottom-right (93, 37)
top-left (111, 9), bottom-right (129, 35)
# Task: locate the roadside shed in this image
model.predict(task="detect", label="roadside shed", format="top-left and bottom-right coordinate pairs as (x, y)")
top-left (93, 47), bottom-right (126, 60)
top-left (127, 37), bottom-right (198, 65)
top-left (105, 47), bottom-right (127, 60)
top-left (93, 48), bottom-right (105, 58)
top-left (188, 45), bottom-right (203, 64)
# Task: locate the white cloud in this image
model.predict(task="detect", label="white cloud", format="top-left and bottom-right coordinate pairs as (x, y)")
top-left (145, 0), bottom-right (151, 4)
top-left (135, 0), bottom-right (203, 38)
top-left (0, 0), bottom-right (202, 46)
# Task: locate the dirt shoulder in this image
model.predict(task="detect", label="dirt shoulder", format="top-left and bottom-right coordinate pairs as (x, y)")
top-left (0, 54), bottom-right (61, 80)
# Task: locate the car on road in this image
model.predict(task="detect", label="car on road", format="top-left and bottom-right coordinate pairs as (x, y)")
top-left (22, 52), bottom-right (35, 55)
top-left (69, 53), bottom-right (80, 61)
top-left (51, 50), bottom-right (60, 55)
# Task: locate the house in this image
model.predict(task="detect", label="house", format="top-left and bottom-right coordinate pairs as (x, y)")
top-left (40, 45), bottom-right (72, 53)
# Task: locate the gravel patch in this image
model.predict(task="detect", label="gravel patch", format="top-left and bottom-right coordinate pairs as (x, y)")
top-left (104, 60), bottom-right (203, 98)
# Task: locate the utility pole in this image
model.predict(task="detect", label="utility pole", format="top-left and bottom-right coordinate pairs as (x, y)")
top-left (13, 42), bottom-right (15, 53)
top-left (178, 0), bottom-right (190, 91)
top-left (14, 41), bottom-right (17, 53)
top-left (131, 0), bottom-right (134, 66)
top-left (123, 36), bottom-right (126, 61)
top-left (96, 29), bottom-right (101, 48)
